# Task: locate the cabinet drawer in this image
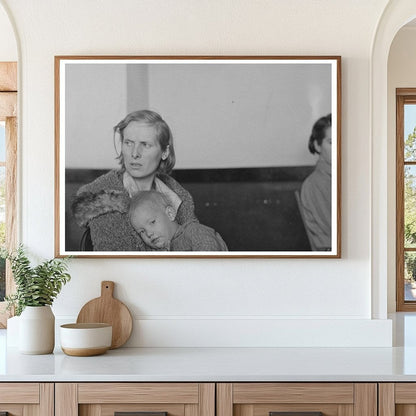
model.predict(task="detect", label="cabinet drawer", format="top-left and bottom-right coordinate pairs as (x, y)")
top-left (217, 383), bottom-right (376, 416)
top-left (56, 383), bottom-right (215, 416)
top-left (0, 383), bottom-right (39, 403)
top-left (78, 383), bottom-right (200, 403)
top-left (0, 383), bottom-right (53, 415)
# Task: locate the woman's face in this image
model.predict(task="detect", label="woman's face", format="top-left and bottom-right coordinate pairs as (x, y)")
top-left (315, 126), bottom-right (332, 165)
top-left (121, 121), bottom-right (166, 180)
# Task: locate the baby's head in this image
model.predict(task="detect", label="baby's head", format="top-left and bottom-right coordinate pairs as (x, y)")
top-left (129, 191), bottom-right (178, 250)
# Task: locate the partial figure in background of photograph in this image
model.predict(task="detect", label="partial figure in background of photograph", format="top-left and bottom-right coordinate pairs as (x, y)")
top-left (299, 113), bottom-right (332, 251)
top-left (71, 110), bottom-right (197, 251)
top-left (129, 190), bottom-right (228, 251)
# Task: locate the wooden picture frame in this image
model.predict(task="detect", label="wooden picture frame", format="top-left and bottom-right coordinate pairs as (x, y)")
top-left (55, 56), bottom-right (341, 258)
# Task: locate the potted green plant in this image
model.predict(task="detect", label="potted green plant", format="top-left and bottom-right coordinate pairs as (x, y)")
top-left (3, 245), bottom-right (71, 354)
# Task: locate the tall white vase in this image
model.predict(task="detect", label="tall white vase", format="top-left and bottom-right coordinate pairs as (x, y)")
top-left (19, 306), bottom-right (55, 354)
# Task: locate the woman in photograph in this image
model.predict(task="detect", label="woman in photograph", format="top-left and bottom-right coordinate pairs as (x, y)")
top-left (300, 113), bottom-right (332, 251)
top-left (71, 110), bottom-right (197, 251)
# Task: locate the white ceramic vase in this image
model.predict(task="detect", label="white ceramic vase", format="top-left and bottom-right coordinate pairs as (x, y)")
top-left (6, 315), bottom-right (20, 347)
top-left (19, 305), bottom-right (55, 354)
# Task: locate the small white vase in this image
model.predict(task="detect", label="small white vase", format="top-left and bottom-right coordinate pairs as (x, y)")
top-left (6, 315), bottom-right (20, 347)
top-left (19, 305), bottom-right (55, 354)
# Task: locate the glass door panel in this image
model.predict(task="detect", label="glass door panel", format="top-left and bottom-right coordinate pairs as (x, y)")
top-left (404, 165), bottom-right (416, 248)
top-left (0, 122), bottom-right (6, 301)
top-left (405, 104), bottom-right (416, 161)
top-left (405, 252), bottom-right (416, 301)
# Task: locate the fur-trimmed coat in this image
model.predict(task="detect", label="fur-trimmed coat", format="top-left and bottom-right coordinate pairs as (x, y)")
top-left (72, 170), bottom-right (197, 251)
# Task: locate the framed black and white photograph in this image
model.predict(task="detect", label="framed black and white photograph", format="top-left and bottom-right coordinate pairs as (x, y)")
top-left (55, 56), bottom-right (341, 258)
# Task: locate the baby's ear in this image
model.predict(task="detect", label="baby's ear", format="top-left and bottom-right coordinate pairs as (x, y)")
top-left (165, 206), bottom-right (176, 221)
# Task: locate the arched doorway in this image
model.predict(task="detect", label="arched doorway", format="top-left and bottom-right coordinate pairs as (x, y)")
top-left (371, 0), bottom-right (416, 318)
top-left (0, 0), bottom-right (18, 327)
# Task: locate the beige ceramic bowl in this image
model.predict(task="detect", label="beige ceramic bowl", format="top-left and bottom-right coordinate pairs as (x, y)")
top-left (60, 323), bottom-right (112, 356)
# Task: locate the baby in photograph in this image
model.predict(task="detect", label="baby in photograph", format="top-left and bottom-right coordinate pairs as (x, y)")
top-left (129, 190), bottom-right (228, 251)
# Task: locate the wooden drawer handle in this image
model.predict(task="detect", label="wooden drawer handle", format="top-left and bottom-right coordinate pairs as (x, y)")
top-left (270, 413), bottom-right (323, 416)
top-left (115, 412), bottom-right (168, 416)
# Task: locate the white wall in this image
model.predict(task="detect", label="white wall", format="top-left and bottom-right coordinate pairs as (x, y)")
top-left (387, 26), bottom-right (416, 312)
top-left (0, 0), bottom-right (394, 347)
top-left (0, 3), bottom-right (16, 61)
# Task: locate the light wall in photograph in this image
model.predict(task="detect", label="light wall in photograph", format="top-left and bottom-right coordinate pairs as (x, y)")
top-left (65, 64), bottom-right (149, 170)
top-left (148, 62), bottom-right (331, 169)
top-left (65, 62), bottom-right (331, 170)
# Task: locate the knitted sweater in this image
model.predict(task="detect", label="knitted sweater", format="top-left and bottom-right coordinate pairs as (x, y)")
top-left (170, 220), bottom-right (228, 251)
top-left (72, 170), bottom-right (197, 251)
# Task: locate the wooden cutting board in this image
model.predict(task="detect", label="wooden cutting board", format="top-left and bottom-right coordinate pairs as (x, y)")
top-left (76, 281), bottom-right (133, 349)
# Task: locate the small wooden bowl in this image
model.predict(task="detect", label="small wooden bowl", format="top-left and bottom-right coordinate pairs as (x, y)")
top-left (60, 323), bottom-right (112, 356)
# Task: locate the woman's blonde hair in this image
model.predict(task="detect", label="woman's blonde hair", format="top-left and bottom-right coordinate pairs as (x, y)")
top-left (114, 110), bottom-right (176, 174)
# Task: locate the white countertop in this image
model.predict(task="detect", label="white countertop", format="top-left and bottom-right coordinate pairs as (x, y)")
top-left (3, 313), bottom-right (416, 382)
top-left (2, 345), bottom-right (416, 382)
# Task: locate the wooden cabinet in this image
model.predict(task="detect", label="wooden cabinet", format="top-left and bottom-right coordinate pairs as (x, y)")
top-left (55, 383), bottom-right (215, 416)
top-left (53, 382), bottom-right (379, 416)
top-left (0, 383), bottom-right (53, 415)
top-left (379, 383), bottom-right (416, 416)
top-left (217, 383), bottom-right (377, 416)
top-left (0, 381), bottom-right (410, 416)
